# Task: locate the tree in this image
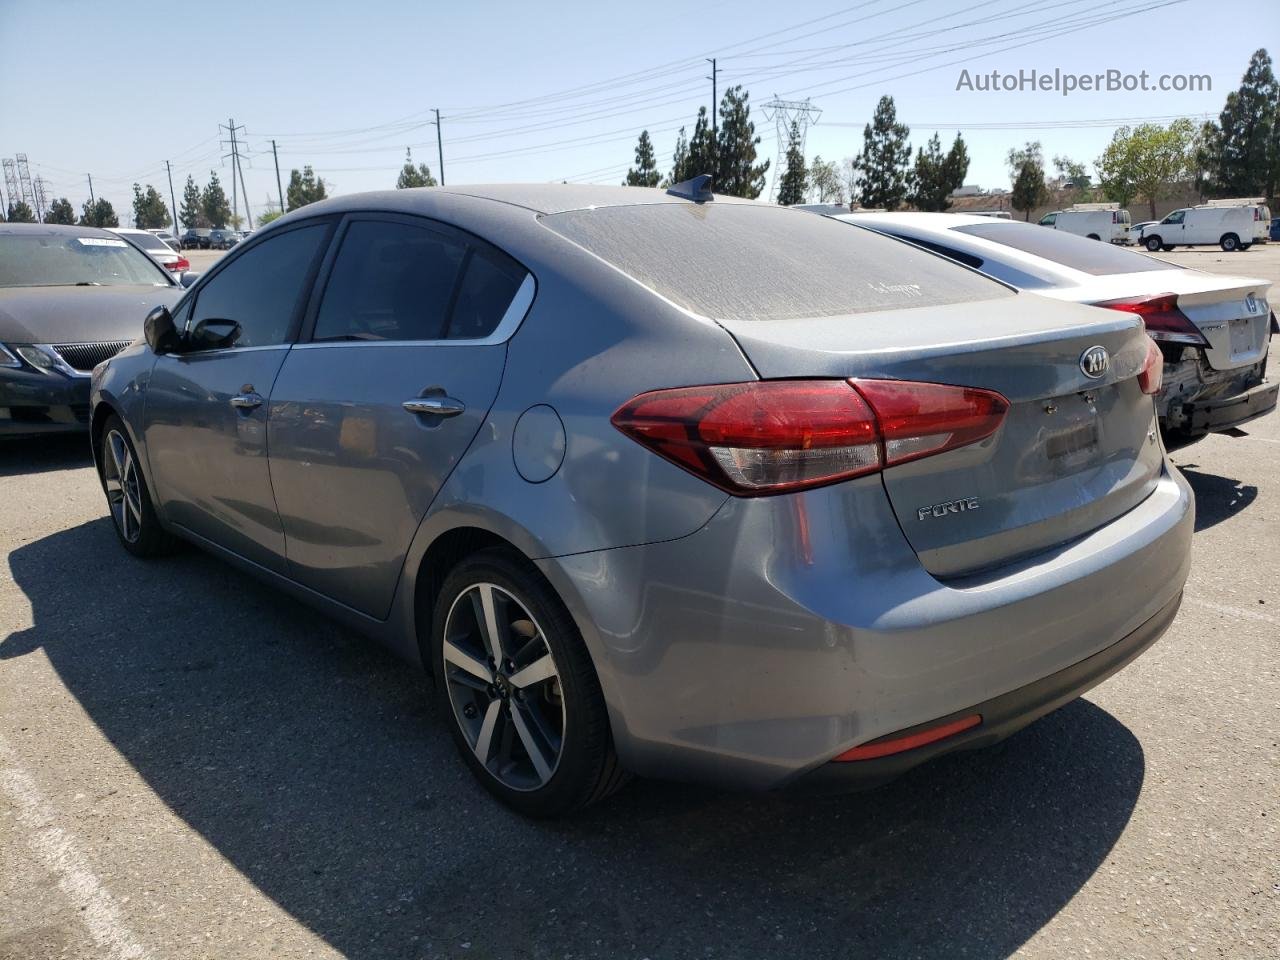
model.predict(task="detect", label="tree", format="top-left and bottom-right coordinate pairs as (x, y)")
top-left (666, 126), bottom-right (692, 186)
top-left (179, 174), bottom-right (206, 229)
top-left (688, 106), bottom-right (716, 181)
top-left (1053, 155), bottom-right (1092, 190)
top-left (6, 201), bottom-right (36, 223)
top-left (776, 122), bottom-right (808, 206)
top-left (201, 172), bottom-right (232, 228)
top-left (1096, 119), bottom-right (1196, 218)
top-left (396, 148), bottom-right (437, 189)
top-left (854, 95), bottom-right (912, 210)
top-left (44, 198), bottom-right (76, 224)
top-left (1007, 141), bottom-right (1049, 220)
top-left (806, 156), bottom-right (845, 204)
top-left (623, 130), bottom-right (661, 187)
top-left (79, 198), bottom-right (119, 228)
top-left (286, 165), bottom-right (328, 211)
top-left (132, 183), bottom-right (171, 229)
top-left (908, 133), bottom-right (967, 211)
top-left (1198, 49), bottom-right (1278, 198)
top-left (714, 86), bottom-right (768, 198)
top-left (257, 209), bottom-right (284, 226)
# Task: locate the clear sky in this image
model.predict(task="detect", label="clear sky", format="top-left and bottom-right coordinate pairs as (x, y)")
top-left (0, 0), bottom-right (1268, 225)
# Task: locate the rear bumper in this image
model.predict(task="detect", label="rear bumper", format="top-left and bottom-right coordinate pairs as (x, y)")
top-left (794, 590), bottom-right (1181, 792)
top-left (544, 465), bottom-right (1194, 790)
top-left (1186, 378), bottom-right (1279, 434)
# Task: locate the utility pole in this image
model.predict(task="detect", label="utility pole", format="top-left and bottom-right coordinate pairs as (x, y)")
top-left (87, 173), bottom-right (95, 205)
top-left (228, 119), bottom-right (239, 228)
top-left (706, 57), bottom-right (718, 180)
top-left (433, 108), bottom-right (445, 186)
top-left (271, 139), bottom-right (285, 213)
top-left (220, 118), bottom-right (251, 228)
top-left (164, 160), bottom-right (179, 233)
top-left (235, 146), bottom-right (253, 230)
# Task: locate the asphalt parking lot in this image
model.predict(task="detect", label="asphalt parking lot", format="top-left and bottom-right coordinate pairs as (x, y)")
top-left (1, 243), bottom-right (1278, 960)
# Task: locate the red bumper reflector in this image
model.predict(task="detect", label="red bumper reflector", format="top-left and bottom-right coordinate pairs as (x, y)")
top-left (833, 714), bottom-right (982, 762)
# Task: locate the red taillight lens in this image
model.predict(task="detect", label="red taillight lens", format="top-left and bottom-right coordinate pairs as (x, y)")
top-left (167, 257), bottom-right (190, 271)
top-left (611, 379), bottom-right (1009, 495)
top-left (833, 714), bottom-right (982, 762)
top-left (1137, 335), bottom-right (1163, 396)
top-left (1095, 293), bottom-right (1207, 346)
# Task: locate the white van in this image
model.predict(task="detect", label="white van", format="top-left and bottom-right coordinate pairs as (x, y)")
top-left (1037, 203), bottom-right (1131, 243)
top-left (1141, 200), bottom-right (1271, 252)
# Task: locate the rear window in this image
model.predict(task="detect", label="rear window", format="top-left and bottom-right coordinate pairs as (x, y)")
top-left (541, 203), bottom-right (1005, 321)
top-left (122, 232), bottom-right (169, 252)
top-left (952, 222), bottom-right (1178, 275)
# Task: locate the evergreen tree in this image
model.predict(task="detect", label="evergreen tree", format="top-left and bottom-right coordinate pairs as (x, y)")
top-left (941, 132), bottom-right (970, 201)
top-left (776, 123), bottom-right (808, 206)
top-left (666, 126), bottom-right (692, 186)
top-left (7, 201), bottom-right (36, 223)
top-left (623, 130), bottom-right (661, 187)
top-left (854, 95), bottom-right (912, 210)
top-left (1199, 49), bottom-right (1278, 197)
top-left (179, 174), bottom-right (206, 229)
top-left (714, 86), bottom-right (768, 198)
top-left (43, 198), bottom-right (76, 224)
top-left (396, 149), bottom-right (437, 188)
top-left (286, 165), bottom-right (328, 211)
top-left (79, 198), bottom-right (119, 228)
top-left (132, 183), bottom-right (172, 229)
top-left (909, 132), bottom-right (970, 211)
top-left (688, 106), bottom-right (716, 180)
top-left (201, 172), bottom-right (232, 228)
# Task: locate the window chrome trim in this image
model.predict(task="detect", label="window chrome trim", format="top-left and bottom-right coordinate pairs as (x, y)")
top-left (295, 272), bottom-right (536, 349)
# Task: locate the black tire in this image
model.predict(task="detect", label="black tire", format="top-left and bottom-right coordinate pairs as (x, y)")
top-left (1220, 233), bottom-right (1239, 252)
top-left (1145, 236), bottom-right (1163, 252)
top-left (97, 413), bottom-right (178, 557)
top-left (430, 548), bottom-right (627, 817)
top-left (1239, 243), bottom-right (1252, 251)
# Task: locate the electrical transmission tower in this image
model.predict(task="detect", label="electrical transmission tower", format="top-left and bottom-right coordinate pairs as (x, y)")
top-left (32, 176), bottom-right (50, 220)
top-left (760, 97), bottom-right (821, 202)
top-left (15, 154), bottom-right (36, 213)
top-left (219, 118), bottom-right (253, 230)
top-left (2, 160), bottom-right (18, 213)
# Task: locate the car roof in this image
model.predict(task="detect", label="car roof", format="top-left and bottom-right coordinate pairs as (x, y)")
top-left (107, 227), bottom-right (149, 235)
top-left (0, 222), bottom-right (121, 239)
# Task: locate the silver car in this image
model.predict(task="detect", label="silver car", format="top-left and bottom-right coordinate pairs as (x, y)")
top-left (91, 185), bottom-right (1193, 816)
top-left (834, 212), bottom-right (1277, 448)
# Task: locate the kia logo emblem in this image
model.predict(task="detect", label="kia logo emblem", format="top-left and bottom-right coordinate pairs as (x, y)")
top-left (1080, 345), bottom-right (1109, 379)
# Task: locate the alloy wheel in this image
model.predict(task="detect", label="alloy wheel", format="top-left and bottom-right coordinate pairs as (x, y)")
top-left (442, 583), bottom-right (565, 791)
top-left (103, 429), bottom-right (142, 543)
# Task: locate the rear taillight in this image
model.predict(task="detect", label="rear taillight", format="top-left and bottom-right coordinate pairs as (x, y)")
top-left (1137, 335), bottom-right (1163, 395)
top-left (1095, 293), bottom-right (1207, 346)
top-left (611, 379), bottom-right (1009, 495)
top-left (166, 257), bottom-right (190, 272)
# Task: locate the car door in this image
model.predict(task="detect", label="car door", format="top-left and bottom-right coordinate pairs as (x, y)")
top-left (1162, 209), bottom-right (1187, 242)
top-left (143, 220), bottom-right (333, 572)
top-left (266, 213), bottom-right (532, 618)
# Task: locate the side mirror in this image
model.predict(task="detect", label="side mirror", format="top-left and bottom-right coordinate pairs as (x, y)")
top-left (143, 305), bottom-right (182, 355)
top-left (189, 318), bottom-right (242, 351)
top-left (179, 271), bottom-right (200, 288)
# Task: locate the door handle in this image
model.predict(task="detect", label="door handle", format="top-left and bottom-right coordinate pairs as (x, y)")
top-left (230, 392), bottom-right (264, 410)
top-left (403, 396), bottom-right (465, 418)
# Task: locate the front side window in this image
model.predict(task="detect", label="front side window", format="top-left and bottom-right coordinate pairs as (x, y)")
top-left (1163, 210), bottom-right (1186, 224)
top-left (1039, 213), bottom-right (1057, 226)
top-left (0, 233), bottom-right (171, 288)
top-left (188, 223), bottom-right (328, 348)
top-left (313, 218), bottom-right (526, 342)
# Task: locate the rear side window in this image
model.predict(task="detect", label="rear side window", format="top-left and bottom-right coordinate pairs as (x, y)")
top-left (952, 222), bottom-right (1178, 275)
top-left (313, 218), bottom-right (526, 342)
top-left (541, 203), bottom-right (1006, 322)
top-left (189, 223), bottom-right (328, 347)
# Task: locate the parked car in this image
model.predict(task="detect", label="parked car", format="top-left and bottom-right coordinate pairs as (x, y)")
top-left (92, 184), bottom-right (1192, 816)
top-left (208, 229), bottom-right (240, 250)
top-left (1038, 204), bottom-right (1131, 243)
top-left (1269, 217), bottom-right (1280, 242)
top-left (181, 228), bottom-right (212, 250)
top-left (0, 223), bottom-right (181, 437)
top-left (831, 212), bottom-right (1277, 447)
top-left (108, 227), bottom-right (191, 275)
top-left (1128, 220), bottom-right (1158, 245)
top-left (1142, 201), bottom-right (1270, 252)
top-left (148, 229), bottom-right (181, 252)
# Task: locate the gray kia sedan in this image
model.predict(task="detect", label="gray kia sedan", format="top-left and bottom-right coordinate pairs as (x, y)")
top-left (1, 223), bottom-right (181, 437)
top-left (90, 183), bottom-right (1193, 816)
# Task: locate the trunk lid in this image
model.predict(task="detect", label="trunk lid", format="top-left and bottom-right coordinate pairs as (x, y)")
top-left (719, 294), bottom-right (1164, 578)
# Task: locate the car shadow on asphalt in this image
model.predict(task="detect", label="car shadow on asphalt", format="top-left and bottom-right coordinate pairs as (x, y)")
top-left (0, 434), bottom-right (93, 478)
top-left (1177, 463), bottom-right (1258, 532)
top-left (3, 520), bottom-right (1147, 960)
